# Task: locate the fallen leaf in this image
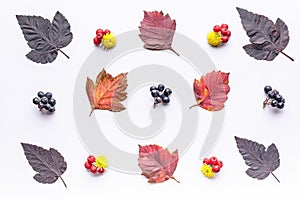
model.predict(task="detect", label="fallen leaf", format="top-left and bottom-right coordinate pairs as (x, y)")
top-left (235, 136), bottom-right (280, 183)
top-left (139, 10), bottom-right (179, 56)
top-left (138, 144), bottom-right (180, 183)
top-left (190, 71), bottom-right (230, 111)
top-left (16, 11), bottom-right (73, 64)
top-left (21, 143), bottom-right (67, 188)
top-left (237, 7), bottom-right (293, 61)
top-left (86, 69), bottom-right (128, 116)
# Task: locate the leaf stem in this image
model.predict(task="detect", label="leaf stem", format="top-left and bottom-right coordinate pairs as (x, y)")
top-left (58, 49), bottom-right (70, 59)
top-left (59, 176), bottom-right (67, 188)
top-left (170, 176), bottom-right (180, 183)
top-left (169, 47), bottom-right (180, 56)
top-left (189, 104), bottom-right (198, 109)
top-left (263, 97), bottom-right (269, 109)
top-left (89, 109), bottom-right (95, 117)
top-left (280, 51), bottom-right (294, 61)
top-left (271, 172), bottom-right (280, 183)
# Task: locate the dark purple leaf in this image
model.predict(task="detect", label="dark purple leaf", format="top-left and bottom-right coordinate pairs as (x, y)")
top-left (237, 7), bottom-right (293, 61)
top-left (21, 143), bottom-right (67, 188)
top-left (234, 136), bottom-right (280, 183)
top-left (16, 11), bottom-right (73, 64)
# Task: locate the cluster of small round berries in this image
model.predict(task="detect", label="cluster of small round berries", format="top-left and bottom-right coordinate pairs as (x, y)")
top-left (93, 28), bottom-right (117, 49)
top-left (201, 156), bottom-right (223, 178)
top-left (207, 24), bottom-right (231, 47)
top-left (150, 84), bottom-right (172, 108)
top-left (84, 155), bottom-right (106, 174)
top-left (32, 91), bottom-right (56, 113)
top-left (263, 85), bottom-right (285, 109)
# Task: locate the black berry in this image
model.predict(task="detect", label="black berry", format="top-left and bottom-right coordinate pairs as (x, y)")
top-left (38, 103), bottom-right (44, 110)
top-left (44, 104), bottom-right (51, 110)
top-left (41, 97), bottom-right (48, 104)
top-left (264, 85), bottom-right (272, 94)
top-left (151, 90), bottom-right (159, 98)
top-left (45, 92), bottom-right (53, 99)
top-left (157, 84), bottom-right (165, 92)
top-left (277, 102), bottom-right (284, 109)
top-left (275, 94), bottom-right (282, 102)
top-left (33, 97), bottom-right (40, 105)
top-left (150, 86), bottom-right (157, 91)
top-left (48, 98), bottom-right (56, 106)
top-left (164, 88), bottom-right (172, 97)
top-left (37, 91), bottom-right (44, 98)
top-left (281, 98), bottom-right (285, 103)
top-left (162, 96), bottom-right (170, 104)
top-left (270, 100), bottom-right (278, 107)
top-left (49, 107), bottom-right (56, 113)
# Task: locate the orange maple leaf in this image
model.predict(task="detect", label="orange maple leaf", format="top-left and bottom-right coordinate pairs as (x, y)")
top-left (86, 69), bottom-right (128, 116)
top-left (190, 71), bottom-right (230, 111)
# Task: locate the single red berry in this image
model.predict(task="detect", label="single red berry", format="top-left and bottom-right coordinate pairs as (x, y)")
top-left (104, 29), bottom-right (111, 35)
top-left (90, 165), bottom-right (97, 173)
top-left (218, 160), bottom-right (224, 168)
top-left (209, 156), bottom-right (218, 165)
top-left (221, 24), bottom-right (229, 29)
top-left (226, 30), bottom-right (231, 37)
top-left (84, 162), bottom-right (92, 169)
top-left (96, 33), bottom-right (103, 41)
top-left (87, 155), bottom-right (96, 163)
top-left (96, 29), bottom-right (104, 35)
top-left (220, 28), bottom-right (228, 35)
top-left (93, 37), bottom-right (101, 46)
top-left (97, 167), bottom-right (105, 174)
top-left (221, 36), bottom-right (229, 43)
top-left (212, 165), bottom-right (221, 173)
top-left (203, 158), bottom-right (211, 165)
top-left (213, 25), bottom-right (221, 32)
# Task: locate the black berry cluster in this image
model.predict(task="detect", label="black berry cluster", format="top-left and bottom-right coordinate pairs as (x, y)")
top-left (263, 86), bottom-right (285, 109)
top-left (150, 84), bottom-right (172, 108)
top-left (33, 91), bottom-right (56, 113)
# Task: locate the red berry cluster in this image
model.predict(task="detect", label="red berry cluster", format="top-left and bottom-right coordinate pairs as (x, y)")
top-left (93, 28), bottom-right (111, 46)
top-left (213, 24), bottom-right (231, 43)
top-left (203, 156), bottom-right (223, 173)
top-left (84, 155), bottom-right (105, 174)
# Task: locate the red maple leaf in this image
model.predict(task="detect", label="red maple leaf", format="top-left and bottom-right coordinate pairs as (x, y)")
top-left (138, 144), bottom-right (180, 183)
top-left (190, 71), bottom-right (230, 111)
top-left (139, 10), bottom-right (179, 56)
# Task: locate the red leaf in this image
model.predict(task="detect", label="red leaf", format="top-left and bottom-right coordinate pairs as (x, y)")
top-left (138, 144), bottom-right (180, 183)
top-left (190, 71), bottom-right (230, 111)
top-left (139, 10), bottom-right (179, 56)
top-left (86, 69), bottom-right (128, 116)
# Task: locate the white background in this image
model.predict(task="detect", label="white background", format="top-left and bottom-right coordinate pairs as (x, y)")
top-left (1, 0), bottom-right (299, 199)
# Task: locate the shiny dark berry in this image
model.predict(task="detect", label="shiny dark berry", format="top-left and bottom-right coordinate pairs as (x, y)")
top-left (49, 107), bottom-right (56, 113)
top-left (33, 97), bottom-right (40, 105)
top-left (277, 102), bottom-right (284, 109)
top-left (48, 98), bottom-right (56, 106)
top-left (281, 98), bottom-right (285, 103)
top-left (275, 94), bottom-right (282, 102)
top-left (264, 85), bottom-right (272, 94)
top-left (37, 91), bottom-right (44, 98)
top-left (44, 104), bottom-right (51, 110)
top-left (150, 86), bottom-right (157, 91)
top-left (271, 99), bottom-right (278, 107)
top-left (41, 97), bottom-right (48, 104)
top-left (268, 90), bottom-right (279, 98)
top-left (38, 103), bottom-right (44, 110)
top-left (45, 92), bottom-right (53, 99)
top-left (162, 96), bottom-right (170, 104)
top-left (157, 84), bottom-right (165, 92)
top-left (164, 88), bottom-right (172, 97)
top-left (151, 90), bottom-right (159, 98)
